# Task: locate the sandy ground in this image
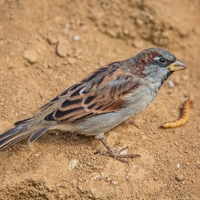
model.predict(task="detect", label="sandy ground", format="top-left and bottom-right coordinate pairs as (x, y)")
top-left (0, 0), bottom-right (200, 199)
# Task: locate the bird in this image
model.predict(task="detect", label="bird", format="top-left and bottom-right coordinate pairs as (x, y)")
top-left (0, 48), bottom-right (187, 162)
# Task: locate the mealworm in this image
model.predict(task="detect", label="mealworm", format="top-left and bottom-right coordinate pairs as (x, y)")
top-left (161, 99), bottom-right (193, 128)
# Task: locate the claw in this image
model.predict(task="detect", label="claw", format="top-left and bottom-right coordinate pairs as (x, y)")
top-left (123, 119), bottom-right (139, 128)
top-left (95, 138), bottom-right (140, 163)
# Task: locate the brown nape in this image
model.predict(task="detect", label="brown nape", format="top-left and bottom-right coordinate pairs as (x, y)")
top-left (125, 51), bottom-right (161, 78)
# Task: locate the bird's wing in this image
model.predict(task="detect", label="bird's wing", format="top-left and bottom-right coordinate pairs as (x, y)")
top-left (41, 63), bottom-right (140, 122)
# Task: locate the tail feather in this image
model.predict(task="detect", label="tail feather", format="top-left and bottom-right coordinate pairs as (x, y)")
top-left (0, 125), bottom-right (51, 150)
top-left (0, 126), bottom-right (24, 140)
top-left (14, 117), bottom-right (35, 126)
top-left (0, 126), bottom-right (31, 150)
top-left (0, 130), bottom-right (32, 150)
top-left (28, 127), bottom-right (50, 143)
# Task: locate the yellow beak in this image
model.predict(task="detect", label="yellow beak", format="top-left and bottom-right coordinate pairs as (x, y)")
top-left (168, 59), bottom-right (187, 71)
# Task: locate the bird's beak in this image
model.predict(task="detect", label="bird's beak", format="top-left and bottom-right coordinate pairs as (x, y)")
top-left (168, 59), bottom-right (187, 71)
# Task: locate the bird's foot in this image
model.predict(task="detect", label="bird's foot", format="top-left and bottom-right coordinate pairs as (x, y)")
top-left (95, 138), bottom-right (140, 163)
top-left (123, 119), bottom-right (139, 128)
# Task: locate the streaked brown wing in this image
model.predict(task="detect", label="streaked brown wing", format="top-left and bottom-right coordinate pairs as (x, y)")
top-left (43, 63), bottom-right (140, 122)
top-left (39, 83), bottom-right (81, 111)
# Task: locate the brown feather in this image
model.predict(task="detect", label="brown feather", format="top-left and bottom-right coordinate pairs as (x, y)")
top-left (44, 65), bottom-right (140, 122)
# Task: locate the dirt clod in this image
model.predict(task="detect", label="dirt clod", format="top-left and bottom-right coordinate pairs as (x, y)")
top-left (175, 174), bottom-right (185, 182)
top-left (23, 50), bottom-right (38, 64)
top-left (56, 38), bottom-right (70, 57)
top-left (47, 35), bottom-right (58, 45)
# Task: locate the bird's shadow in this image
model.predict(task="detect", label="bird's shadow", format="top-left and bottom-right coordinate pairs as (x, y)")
top-left (41, 130), bottom-right (94, 148)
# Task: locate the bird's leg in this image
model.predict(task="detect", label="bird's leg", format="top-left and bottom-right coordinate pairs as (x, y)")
top-left (123, 119), bottom-right (139, 128)
top-left (95, 138), bottom-right (140, 163)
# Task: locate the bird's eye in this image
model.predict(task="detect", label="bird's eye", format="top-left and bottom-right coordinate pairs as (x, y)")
top-left (159, 57), bottom-right (166, 63)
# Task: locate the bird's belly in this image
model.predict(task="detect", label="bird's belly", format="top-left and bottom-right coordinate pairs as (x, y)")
top-left (52, 112), bottom-right (129, 136)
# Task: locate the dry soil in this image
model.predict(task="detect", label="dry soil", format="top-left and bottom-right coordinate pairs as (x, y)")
top-left (0, 0), bottom-right (200, 199)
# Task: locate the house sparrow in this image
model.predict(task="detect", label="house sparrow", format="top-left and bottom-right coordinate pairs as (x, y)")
top-left (0, 48), bottom-right (187, 162)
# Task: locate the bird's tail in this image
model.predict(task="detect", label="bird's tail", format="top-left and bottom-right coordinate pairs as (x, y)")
top-left (0, 117), bottom-right (50, 150)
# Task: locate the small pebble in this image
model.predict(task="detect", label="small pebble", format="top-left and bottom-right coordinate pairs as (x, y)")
top-left (124, 29), bottom-right (129, 35)
top-left (177, 163), bottom-right (181, 168)
top-left (78, 177), bottom-right (82, 182)
top-left (175, 174), bottom-right (184, 182)
top-left (23, 50), bottom-right (38, 64)
top-left (73, 35), bottom-right (80, 41)
top-left (168, 80), bottom-right (175, 88)
top-left (47, 35), bottom-right (58, 45)
top-left (174, 141), bottom-right (179, 146)
top-left (132, 40), bottom-right (144, 48)
top-left (94, 175), bottom-right (100, 180)
top-left (68, 159), bottom-right (79, 170)
top-left (56, 38), bottom-right (69, 57)
top-left (111, 180), bottom-right (118, 185)
top-left (136, 18), bottom-right (144, 26)
top-left (67, 57), bottom-right (76, 65)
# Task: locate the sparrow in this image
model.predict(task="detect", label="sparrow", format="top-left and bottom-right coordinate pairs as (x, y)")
top-left (0, 48), bottom-right (187, 162)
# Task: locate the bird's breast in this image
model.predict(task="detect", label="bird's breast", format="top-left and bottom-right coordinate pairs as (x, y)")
top-left (124, 83), bottom-right (157, 116)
